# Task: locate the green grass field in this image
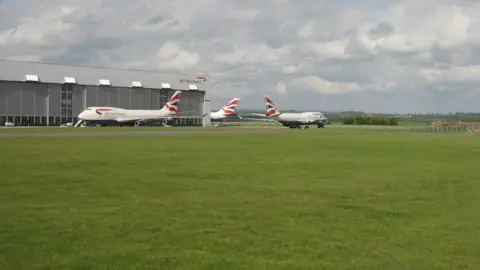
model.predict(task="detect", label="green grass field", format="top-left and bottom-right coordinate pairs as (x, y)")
top-left (1, 122), bottom-right (474, 134)
top-left (1, 128), bottom-right (479, 269)
top-left (0, 125), bottom-right (280, 133)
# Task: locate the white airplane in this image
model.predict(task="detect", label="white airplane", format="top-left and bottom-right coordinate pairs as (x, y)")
top-left (210, 98), bottom-right (241, 126)
top-left (251, 95), bottom-right (328, 129)
top-left (75, 91), bottom-right (183, 127)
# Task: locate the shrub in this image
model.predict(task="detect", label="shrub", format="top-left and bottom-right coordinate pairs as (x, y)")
top-left (343, 116), bottom-right (354, 125)
top-left (342, 116), bottom-right (399, 126)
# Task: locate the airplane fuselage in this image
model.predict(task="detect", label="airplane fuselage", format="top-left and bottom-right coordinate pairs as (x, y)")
top-left (75, 90), bottom-right (182, 127)
top-left (210, 110), bottom-right (238, 121)
top-left (271, 112), bottom-right (326, 128)
top-left (261, 95), bottom-right (327, 129)
top-left (77, 106), bottom-right (175, 126)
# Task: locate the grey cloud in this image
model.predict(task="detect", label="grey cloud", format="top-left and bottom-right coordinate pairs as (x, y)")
top-left (1, 0), bottom-right (480, 112)
top-left (369, 22), bottom-right (395, 37)
top-left (344, 37), bottom-right (376, 59)
top-left (144, 15), bottom-right (164, 25)
top-left (44, 37), bottom-right (124, 65)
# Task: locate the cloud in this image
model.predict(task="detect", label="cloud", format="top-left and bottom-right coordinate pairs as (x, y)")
top-left (275, 82), bottom-right (287, 95)
top-left (292, 76), bottom-right (363, 94)
top-left (154, 41), bottom-right (200, 71)
top-left (1, 0), bottom-right (480, 112)
top-left (421, 65), bottom-right (480, 88)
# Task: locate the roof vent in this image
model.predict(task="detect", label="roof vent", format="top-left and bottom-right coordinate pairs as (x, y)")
top-left (25, 74), bottom-right (40, 82)
top-left (132, 81), bottom-right (143, 87)
top-left (99, 79), bottom-right (111, 86)
top-left (64, 76), bottom-right (77, 84)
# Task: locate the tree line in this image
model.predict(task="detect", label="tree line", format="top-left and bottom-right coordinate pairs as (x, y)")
top-left (342, 115), bottom-right (399, 126)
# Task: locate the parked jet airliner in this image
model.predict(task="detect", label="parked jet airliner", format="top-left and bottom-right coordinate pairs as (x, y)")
top-left (210, 98), bottom-right (241, 126)
top-left (252, 95), bottom-right (327, 128)
top-left (75, 91), bottom-right (183, 127)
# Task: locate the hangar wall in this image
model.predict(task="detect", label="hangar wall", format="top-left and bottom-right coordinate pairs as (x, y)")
top-left (0, 81), bottom-right (206, 126)
top-left (0, 60), bottom-right (209, 126)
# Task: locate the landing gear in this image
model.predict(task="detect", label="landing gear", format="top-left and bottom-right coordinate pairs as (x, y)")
top-left (286, 123), bottom-right (310, 129)
top-left (74, 121), bottom-right (87, 127)
top-left (288, 125), bottom-right (302, 129)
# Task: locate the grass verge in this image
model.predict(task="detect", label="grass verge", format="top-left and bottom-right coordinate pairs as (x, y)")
top-left (0, 131), bottom-right (479, 269)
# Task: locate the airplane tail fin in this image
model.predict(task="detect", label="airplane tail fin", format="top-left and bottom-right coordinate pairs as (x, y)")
top-left (162, 90), bottom-right (181, 115)
top-left (264, 95), bottom-right (280, 117)
top-left (220, 98), bottom-right (240, 116)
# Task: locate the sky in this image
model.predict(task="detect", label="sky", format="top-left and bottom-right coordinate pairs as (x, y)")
top-left (1, 0), bottom-right (480, 113)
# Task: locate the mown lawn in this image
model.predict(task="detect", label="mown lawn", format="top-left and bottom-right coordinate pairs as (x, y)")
top-left (0, 130), bottom-right (479, 269)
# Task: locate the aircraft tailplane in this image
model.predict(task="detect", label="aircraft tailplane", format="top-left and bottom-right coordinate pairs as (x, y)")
top-left (219, 98), bottom-right (240, 116)
top-left (264, 95), bottom-right (280, 117)
top-left (162, 91), bottom-right (181, 115)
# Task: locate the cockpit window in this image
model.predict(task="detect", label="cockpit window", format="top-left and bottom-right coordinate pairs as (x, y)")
top-left (86, 108), bottom-right (92, 110)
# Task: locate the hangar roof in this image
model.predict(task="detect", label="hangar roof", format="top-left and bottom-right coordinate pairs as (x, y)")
top-left (0, 59), bottom-right (208, 91)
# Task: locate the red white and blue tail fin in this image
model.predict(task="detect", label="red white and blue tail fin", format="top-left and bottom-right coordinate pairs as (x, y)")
top-left (163, 91), bottom-right (181, 115)
top-left (220, 98), bottom-right (240, 116)
top-left (264, 95), bottom-right (280, 117)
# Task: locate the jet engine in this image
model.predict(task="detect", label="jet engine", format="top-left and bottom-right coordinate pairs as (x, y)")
top-left (134, 120), bottom-right (146, 127)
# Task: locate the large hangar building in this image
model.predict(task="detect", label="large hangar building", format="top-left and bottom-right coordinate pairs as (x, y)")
top-left (0, 60), bottom-right (210, 126)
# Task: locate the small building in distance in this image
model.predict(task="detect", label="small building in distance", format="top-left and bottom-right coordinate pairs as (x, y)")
top-left (0, 59), bottom-right (209, 126)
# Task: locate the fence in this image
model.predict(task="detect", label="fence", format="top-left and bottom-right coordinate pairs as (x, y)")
top-left (409, 126), bottom-right (473, 134)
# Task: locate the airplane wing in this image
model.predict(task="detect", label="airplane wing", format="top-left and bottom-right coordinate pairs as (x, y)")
top-left (250, 113), bottom-right (267, 117)
top-left (115, 116), bottom-right (170, 123)
top-left (235, 116), bottom-right (277, 122)
top-left (231, 114), bottom-right (244, 120)
top-left (116, 111), bottom-right (205, 123)
top-left (240, 113), bottom-right (277, 122)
